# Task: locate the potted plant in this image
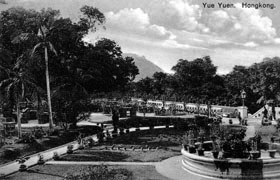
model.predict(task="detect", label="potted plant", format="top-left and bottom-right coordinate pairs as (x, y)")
top-left (249, 141), bottom-right (260, 160)
top-left (105, 130), bottom-right (112, 141)
top-left (16, 157), bottom-right (30, 171)
top-left (53, 152), bottom-right (60, 160)
top-left (197, 130), bottom-right (205, 156)
top-left (78, 141), bottom-right (85, 150)
top-left (86, 138), bottom-right (95, 147)
top-left (268, 149), bottom-right (277, 158)
top-left (248, 134), bottom-right (262, 159)
top-left (211, 136), bottom-right (219, 158)
top-left (67, 144), bottom-right (74, 154)
top-left (188, 130), bottom-right (196, 154)
top-left (112, 130), bottom-right (118, 138)
top-left (268, 137), bottom-right (277, 158)
top-left (119, 128), bottom-right (125, 135)
top-left (97, 132), bottom-right (104, 143)
top-left (182, 133), bottom-right (189, 150)
top-left (77, 136), bottom-right (85, 150)
top-left (37, 154), bottom-right (45, 165)
top-left (197, 142), bottom-right (204, 156)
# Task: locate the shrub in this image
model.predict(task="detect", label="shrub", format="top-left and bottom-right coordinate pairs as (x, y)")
top-left (86, 138), bottom-right (95, 147)
top-left (53, 152), bottom-right (60, 160)
top-left (60, 131), bottom-right (79, 142)
top-left (67, 144), bottom-right (74, 154)
top-left (21, 132), bottom-right (35, 143)
top-left (63, 165), bottom-right (133, 180)
top-left (49, 129), bottom-right (60, 136)
top-left (32, 127), bottom-right (45, 139)
top-left (3, 148), bottom-right (21, 159)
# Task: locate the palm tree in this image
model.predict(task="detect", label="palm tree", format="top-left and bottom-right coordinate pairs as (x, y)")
top-left (31, 20), bottom-right (57, 131)
top-left (0, 65), bottom-right (38, 138)
top-left (11, 17), bottom-right (58, 131)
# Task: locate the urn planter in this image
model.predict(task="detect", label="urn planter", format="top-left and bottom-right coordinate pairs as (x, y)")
top-left (268, 149), bottom-right (277, 158)
top-left (188, 145), bottom-right (196, 153)
top-left (212, 151), bottom-right (219, 159)
top-left (250, 151), bottom-right (261, 160)
top-left (182, 144), bottom-right (188, 150)
top-left (197, 149), bottom-right (204, 156)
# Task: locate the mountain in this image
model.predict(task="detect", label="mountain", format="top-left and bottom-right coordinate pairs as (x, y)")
top-left (0, 0), bottom-right (7, 4)
top-left (124, 53), bottom-right (164, 81)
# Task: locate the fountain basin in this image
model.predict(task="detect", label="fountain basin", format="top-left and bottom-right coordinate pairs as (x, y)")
top-left (182, 148), bottom-right (280, 179)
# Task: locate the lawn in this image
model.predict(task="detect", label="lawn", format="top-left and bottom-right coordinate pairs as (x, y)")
top-left (3, 164), bottom-right (172, 180)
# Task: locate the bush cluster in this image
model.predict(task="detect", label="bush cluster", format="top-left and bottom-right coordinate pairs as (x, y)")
top-left (63, 165), bottom-right (133, 180)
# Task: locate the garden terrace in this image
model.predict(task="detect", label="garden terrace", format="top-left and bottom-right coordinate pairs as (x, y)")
top-left (2, 164), bottom-right (172, 180)
top-left (0, 126), bottom-right (101, 165)
top-left (56, 128), bottom-right (184, 163)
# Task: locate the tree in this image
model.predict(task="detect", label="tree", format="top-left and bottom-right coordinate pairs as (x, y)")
top-left (0, 6), bottom-right (139, 128)
top-left (135, 77), bottom-right (154, 97)
top-left (249, 57), bottom-right (280, 105)
top-left (172, 56), bottom-right (223, 102)
top-left (52, 64), bottom-right (91, 128)
top-left (224, 65), bottom-right (258, 111)
top-left (32, 18), bottom-right (58, 130)
top-left (2, 7), bottom-right (60, 130)
top-left (0, 64), bottom-right (38, 138)
top-left (82, 38), bottom-right (139, 93)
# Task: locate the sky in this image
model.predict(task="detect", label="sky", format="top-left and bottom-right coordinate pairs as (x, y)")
top-left (1, 0), bottom-right (280, 74)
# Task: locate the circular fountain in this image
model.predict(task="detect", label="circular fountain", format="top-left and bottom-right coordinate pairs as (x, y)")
top-left (181, 148), bottom-right (280, 179)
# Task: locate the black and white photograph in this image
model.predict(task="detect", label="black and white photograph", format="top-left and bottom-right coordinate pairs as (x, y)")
top-left (0, 0), bottom-right (280, 179)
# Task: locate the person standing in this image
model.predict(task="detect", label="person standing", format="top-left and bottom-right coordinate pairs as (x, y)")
top-left (112, 109), bottom-right (119, 133)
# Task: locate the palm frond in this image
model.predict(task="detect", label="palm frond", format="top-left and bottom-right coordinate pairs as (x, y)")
top-left (48, 42), bottom-right (57, 56)
top-left (31, 43), bottom-right (43, 57)
top-left (0, 78), bottom-right (13, 88)
top-left (38, 26), bottom-right (48, 38)
top-left (11, 33), bottom-right (32, 44)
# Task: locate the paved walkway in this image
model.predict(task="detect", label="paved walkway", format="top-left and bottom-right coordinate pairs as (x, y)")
top-left (156, 156), bottom-right (214, 180)
top-left (0, 135), bottom-right (97, 176)
top-left (45, 156), bottom-right (216, 180)
top-left (44, 156), bottom-right (216, 180)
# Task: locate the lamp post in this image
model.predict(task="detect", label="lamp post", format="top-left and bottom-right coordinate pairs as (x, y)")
top-left (207, 101), bottom-right (211, 118)
top-left (241, 90), bottom-right (246, 107)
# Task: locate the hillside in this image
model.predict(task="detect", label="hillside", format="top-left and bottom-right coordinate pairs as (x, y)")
top-left (124, 53), bottom-right (163, 82)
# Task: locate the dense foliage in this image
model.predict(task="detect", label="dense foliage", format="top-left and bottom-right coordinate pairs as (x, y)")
top-left (1, 5), bottom-right (280, 126)
top-left (0, 6), bottom-right (139, 127)
top-left (64, 165), bottom-right (133, 180)
top-left (134, 56), bottom-right (280, 114)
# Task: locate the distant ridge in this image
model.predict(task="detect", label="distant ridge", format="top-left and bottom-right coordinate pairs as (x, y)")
top-left (0, 0), bottom-right (7, 4)
top-left (124, 53), bottom-right (163, 82)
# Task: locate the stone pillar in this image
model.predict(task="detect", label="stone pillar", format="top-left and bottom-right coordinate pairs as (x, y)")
top-left (237, 106), bottom-right (248, 119)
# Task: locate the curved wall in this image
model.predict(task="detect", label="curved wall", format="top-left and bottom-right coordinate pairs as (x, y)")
top-left (181, 148), bottom-right (280, 179)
